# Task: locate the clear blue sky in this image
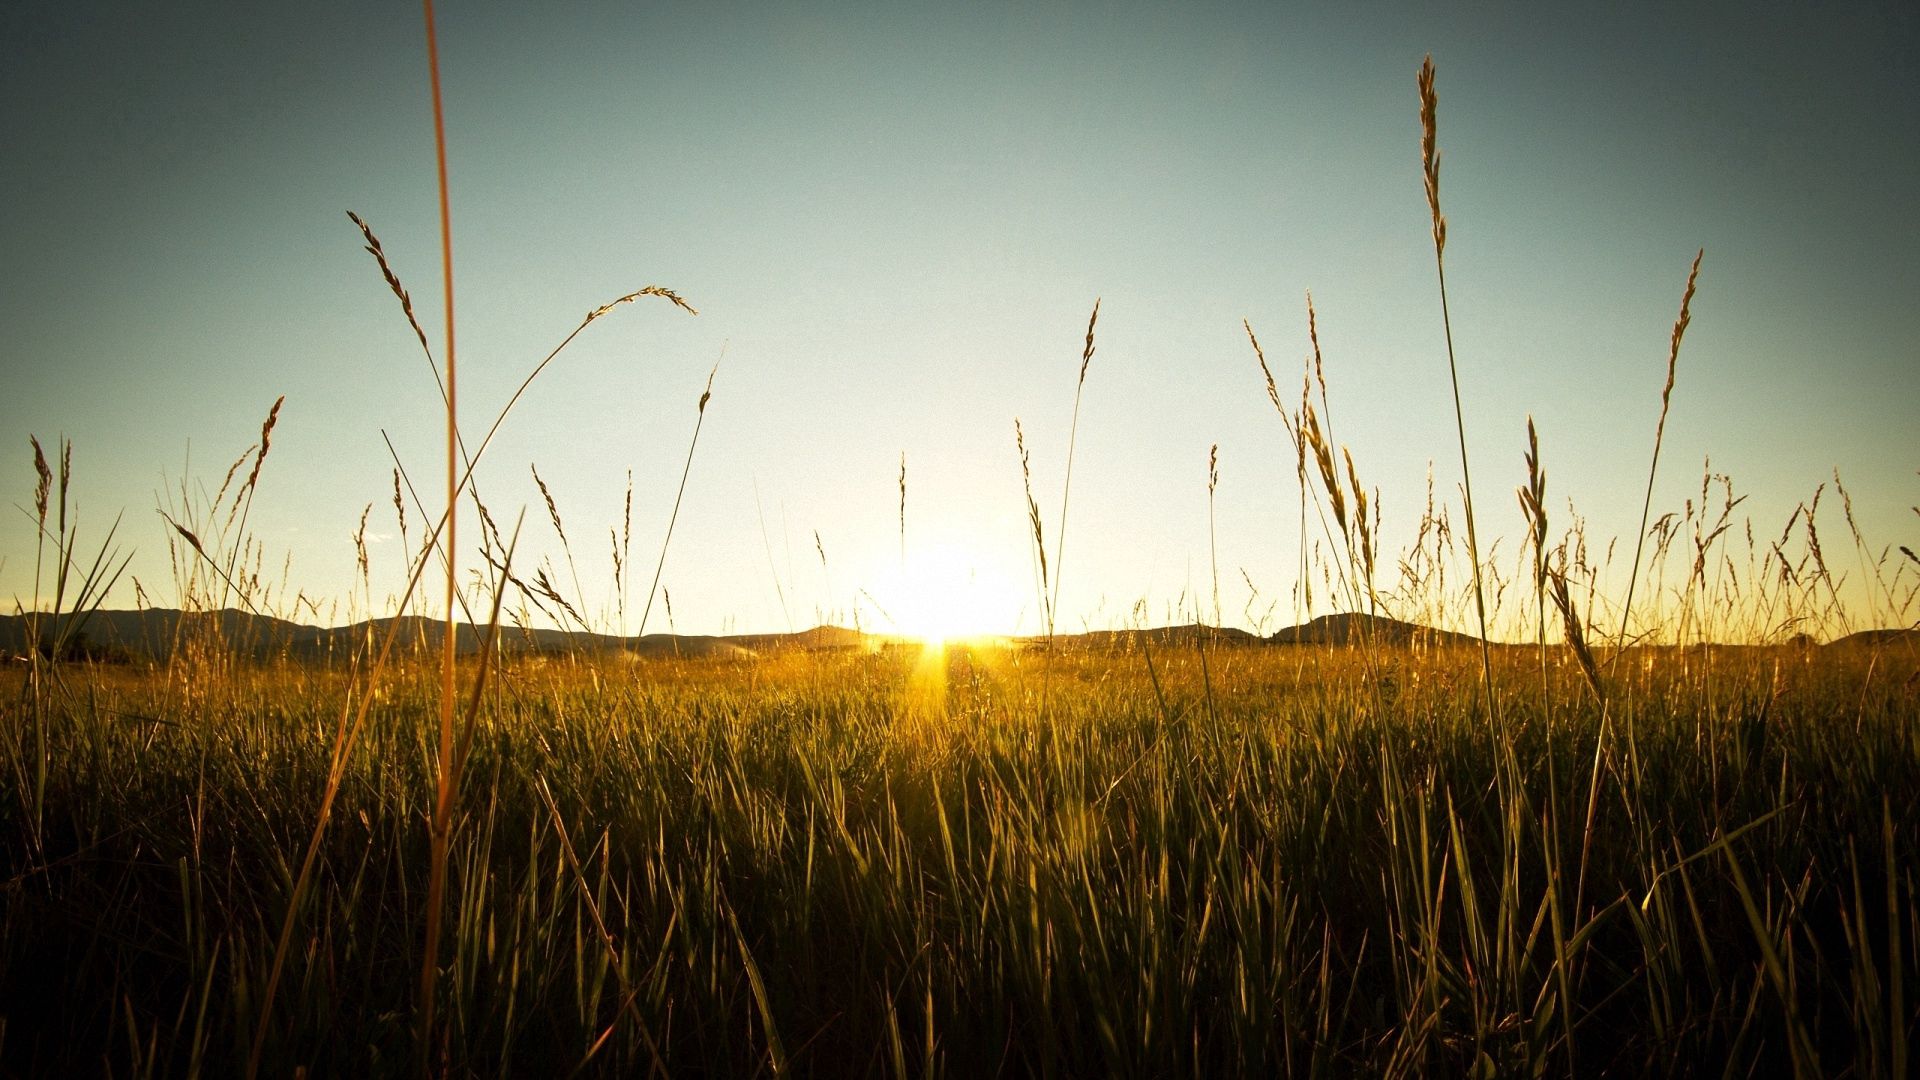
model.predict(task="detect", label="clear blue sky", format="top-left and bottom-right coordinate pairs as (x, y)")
top-left (3, 1), bottom-right (1915, 640)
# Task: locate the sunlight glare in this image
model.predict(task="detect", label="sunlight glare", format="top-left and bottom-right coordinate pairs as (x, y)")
top-left (876, 541), bottom-right (1020, 645)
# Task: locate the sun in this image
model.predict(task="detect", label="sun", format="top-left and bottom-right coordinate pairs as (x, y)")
top-left (876, 541), bottom-right (1020, 645)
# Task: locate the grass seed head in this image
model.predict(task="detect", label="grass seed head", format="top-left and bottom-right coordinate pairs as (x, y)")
top-left (589, 285), bottom-right (698, 322)
top-left (1016, 418), bottom-right (1050, 598)
top-left (532, 464), bottom-right (568, 545)
top-left (1663, 250), bottom-right (1704, 414)
top-left (1079, 297), bottom-right (1101, 385)
top-left (355, 503), bottom-right (372, 580)
top-left (392, 467), bottom-right (406, 540)
top-left (1521, 416), bottom-right (1548, 589)
top-left (1418, 55), bottom-right (1447, 254)
top-left (1304, 403), bottom-right (1344, 532)
top-left (347, 211), bottom-right (434, 366)
top-left (29, 436), bottom-right (50, 527)
top-left (1307, 292), bottom-right (1327, 403)
top-left (165, 515), bottom-right (206, 557)
top-left (242, 396), bottom-right (285, 496)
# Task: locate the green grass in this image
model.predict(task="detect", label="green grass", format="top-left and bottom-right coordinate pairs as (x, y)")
top-left (2, 639), bottom-right (1915, 1076)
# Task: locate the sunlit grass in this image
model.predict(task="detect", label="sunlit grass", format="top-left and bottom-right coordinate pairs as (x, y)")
top-left (3, 48), bottom-right (1916, 1080)
top-left (2, 639), bottom-right (1915, 1075)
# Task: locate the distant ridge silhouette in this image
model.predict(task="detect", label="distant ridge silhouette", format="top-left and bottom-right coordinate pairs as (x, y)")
top-left (1266, 612), bottom-right (1484, 648)
top-left (1063, 624), bottom-right (1264, 650)
top-left (1823, 627), bottom-right (1920, 651)
top-left (7, 609), bottom-right (1906, 664)
top-left (0, 609), bottom-right (881, 663)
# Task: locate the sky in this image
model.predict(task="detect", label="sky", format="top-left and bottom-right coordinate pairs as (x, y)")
top-left (2, 1), bottom-right (1916, 641)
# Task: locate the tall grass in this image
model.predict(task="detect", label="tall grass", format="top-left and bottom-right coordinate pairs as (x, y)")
top-left (3, 636), bottom-right (1914, 1075)
top-left (1617, 250), bottom-right (1705, 656)
top-left (637, 356), bottom-right (722, 640)
top-left (1049, 299), bottom-right (1100, 640)
top-left (420, 0), bottom-right (461, 1061)
top-left (1417, 56), bottom-right (1497, 731)
top-left (2, 47), bottom-right (1915, 1080)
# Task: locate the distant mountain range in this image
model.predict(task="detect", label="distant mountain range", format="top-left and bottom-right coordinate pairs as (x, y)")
top-left (1, 608), bottom-right (1911, 664)
top-left (0, 609), bottom-right (876, 663)
top-left (1060, 614), bottom-right (1477, 650)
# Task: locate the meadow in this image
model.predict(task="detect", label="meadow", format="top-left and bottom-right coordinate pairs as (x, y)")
top-left (2, 632), bottom-right (1916, 1076)
top-left (5, 48), bottom-right (1918, 1078)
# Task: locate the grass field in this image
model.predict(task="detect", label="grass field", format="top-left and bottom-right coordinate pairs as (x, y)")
top-left (6, 44), bottom-right (1918, 1077)
top-left (2, 633), bottom-right (1917, 1075)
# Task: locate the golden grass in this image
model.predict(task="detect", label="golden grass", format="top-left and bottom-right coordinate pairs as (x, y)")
top-left (5, 45), bottom-right (1915, 1080)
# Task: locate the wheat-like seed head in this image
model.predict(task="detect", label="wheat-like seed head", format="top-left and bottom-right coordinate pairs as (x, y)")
top-left (1344, 447), bottom-right (1375, 586)
top-left (392, 468), bottom-right (407, 540)
top-left (164, 514), bottom-right (206, 557)
top-left (532, 565), bottom-right (584, 627)
top-left (1833, 468), bottom-right (1863, 547)
top-left (29, 436), bottom-right (50, 527)
top-left (241, 396), bottom-right (285, 497)
top-left (698, 362), bottom-right (716, 414)
top-left (531, 464), bottom-right (568, 545)
top-left (1306, 292), bottom-right (1327, 401)
top-left (588, 285), bottom-right (698, 322)
top-left (1208, 444), bottom-right (1219, 496)
top-left (1547, 551), bottom-right (1603, 700)
top-left (1016, 419), bottom-right (1050, 592)
top-left (1659, 250), bottom-right (1704, 424)
top-left (57, 440), bottom-right (69, 534)
top-left (347, 211), bottom-right (434, 365)
top-left (1296, 376), bottom-right (1311, 477)
top-left (1418, 55), bottom-right (1447, 255)
top-left (472, 493), bottom-right (504, 553)
top-left (1079, 298), bottom-right (1101, 385)
top-left (1245, 321), bottom-right (1281, 410)
top-left (622, 471), bottom-right (633, 557)
top-left (1303, 404), bottom-right (1344, 531)
top-left (354, 503), bottom-right (372, 580)
top-left (1521, 416), bottom-right (1548, 589)
top-left (1805, 484), bottom-right (1830, 584)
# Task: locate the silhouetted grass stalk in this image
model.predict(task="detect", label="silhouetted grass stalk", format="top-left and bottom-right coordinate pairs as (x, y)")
top-left (1519, 417), bottom-right (1549, 706)
top-left (1243, 320), bottom-right (1310, 630)
top-left (247, 54), bottom-right (694, 1080)
top-left (1616, 249), bottom-right (1704, 655)
top-left (638, 356), bottom-right (722, 638)
top-left (1049, 299), bottom-right (1099, 639)
top-left (420, 0), bottom-right (459, 1061)
top-left (1418, 56), bottom-right (1497, 729)
top-left (1016, 419), bottom-right (1051, 631)
top-left (219, 397), bottom-right (284, 612)
top-left (1208, 444), bottom-right (1220, 628)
